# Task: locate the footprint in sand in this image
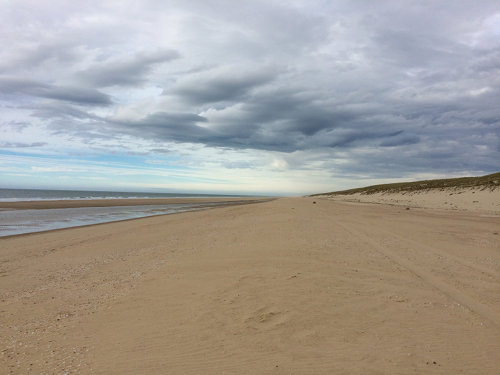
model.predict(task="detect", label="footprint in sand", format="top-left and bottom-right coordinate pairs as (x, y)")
top-left (245, 306), bottom-right (289, 329)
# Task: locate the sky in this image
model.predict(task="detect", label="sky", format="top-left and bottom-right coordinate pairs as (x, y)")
top-left (0, 0), bottom-right (499, 195)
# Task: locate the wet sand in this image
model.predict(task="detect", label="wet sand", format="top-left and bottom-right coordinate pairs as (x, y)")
top-left (0, 197), bottom-right (266, 210)
top-left (0, 198), bottom-right (271, 237)
top-left (1, 197), bottom-right (499, 374)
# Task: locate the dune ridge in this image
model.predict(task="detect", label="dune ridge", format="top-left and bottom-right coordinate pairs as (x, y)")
top-left (315, 173), bottom-right (500, 213)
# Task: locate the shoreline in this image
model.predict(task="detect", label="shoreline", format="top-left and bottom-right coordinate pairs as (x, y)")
top-left (0, 203), bottom-right (233, 240)
top-left (0, 197), bottom-right (272, 210)
top-left (0, 198), bottom-right (273, 238)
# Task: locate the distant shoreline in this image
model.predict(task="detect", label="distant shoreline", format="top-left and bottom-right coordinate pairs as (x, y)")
top-left (0, 198), bottom-right (273, 239)
top-left (0, 197), bottom-right (272, 211)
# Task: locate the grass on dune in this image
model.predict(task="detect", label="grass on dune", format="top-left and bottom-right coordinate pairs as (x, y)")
top-left (315, 172), bottom-right (500, 196)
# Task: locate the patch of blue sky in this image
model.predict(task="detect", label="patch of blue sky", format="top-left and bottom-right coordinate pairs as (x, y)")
top-left (0, 149), bottom-right (184, 172)
top-left (75, 152), bottom-right (179, 169)
top-left (0, 149), bottom-right (230, 192)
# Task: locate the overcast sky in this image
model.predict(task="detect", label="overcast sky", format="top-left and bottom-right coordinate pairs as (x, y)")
top-left (1, 0), bottom-right (499, 195)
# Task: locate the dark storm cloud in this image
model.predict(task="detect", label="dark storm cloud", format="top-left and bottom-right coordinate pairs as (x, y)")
top-left (76, 50), bottom-right (180, 87)
top-left (0, 77), bottom-right (112, 106)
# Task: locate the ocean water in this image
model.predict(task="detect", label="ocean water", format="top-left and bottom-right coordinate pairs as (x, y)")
top-left (0, 203), bottom-right (235, 237)
top-left (0, 188), bottom-right (238, 202)
top-left (0, 188), bottom-right (252, 237)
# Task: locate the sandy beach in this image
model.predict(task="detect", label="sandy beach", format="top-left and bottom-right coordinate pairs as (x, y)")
top-left (1, 197), bottom-right (499, 374)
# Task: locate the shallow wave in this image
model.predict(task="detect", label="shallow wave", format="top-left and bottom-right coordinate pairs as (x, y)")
top-left (0, 203), bottom-right (214, 237)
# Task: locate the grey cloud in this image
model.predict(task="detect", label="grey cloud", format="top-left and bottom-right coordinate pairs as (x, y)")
top-left (39, 86), bottom-right (112, 106)
top-left (31, 103), bottom-right (102, 120)
top-left (76, 50), bottom-right (180, 87)
top-left (110, 112), bottom-right (211, 143)
top-left (149, 148), bottom-right (173, 154)
top-left (107, 64), bottom-right (496, 160)
top-left (371, 29), bottom-right (462, 69)
top-left (380, 134), bottom-right (420, 147)
top-left (0, 77), bottom-right (112, 106)
top-left (0, 141), bottom-right (46, 148)
top-left (340, 144), bottom-right (498, 179)
top-left (0, 120), bottom-right (31, 131)
top-left (103, 103), bottom-right (409, 153)
top-left (106, 109), bottom-right (297, 152)
top-left (0, 41), bottom-right (81, 74)
top-left (472, 48), bottom-right (500, 74)
top-left (171, 68), bottom-right (276, 105)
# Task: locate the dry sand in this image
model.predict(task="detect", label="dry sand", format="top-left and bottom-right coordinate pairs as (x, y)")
top-left (322, 187), bottom-right (500, 214)
top-left (1, 197), bottom-right (499, 374)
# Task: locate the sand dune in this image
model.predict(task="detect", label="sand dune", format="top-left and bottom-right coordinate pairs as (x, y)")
top-left (1, 198), bottom-right (499, 374)
top-left (322, 187), bottom-right (500, 214)
top-left (316, 173), bottom-right (500, 214)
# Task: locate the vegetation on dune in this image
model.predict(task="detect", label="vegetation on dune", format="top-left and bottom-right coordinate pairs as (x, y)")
top-left (315, 172), bottom-right (500, 196)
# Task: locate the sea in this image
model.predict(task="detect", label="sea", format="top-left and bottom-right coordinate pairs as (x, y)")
top-left (0, 188), bottom-right (250, 237)
top-left (0, 188), bottom-right (239, 202)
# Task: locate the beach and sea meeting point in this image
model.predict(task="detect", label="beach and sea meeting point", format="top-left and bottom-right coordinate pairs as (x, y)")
top-left (1, 1), bottom-right (499, 374)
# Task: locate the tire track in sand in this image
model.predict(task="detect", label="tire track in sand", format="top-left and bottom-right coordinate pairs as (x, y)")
top-left (334, 220), bottom-right (500, 329)
top-left (374, 226), bottom-right (498, 280)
